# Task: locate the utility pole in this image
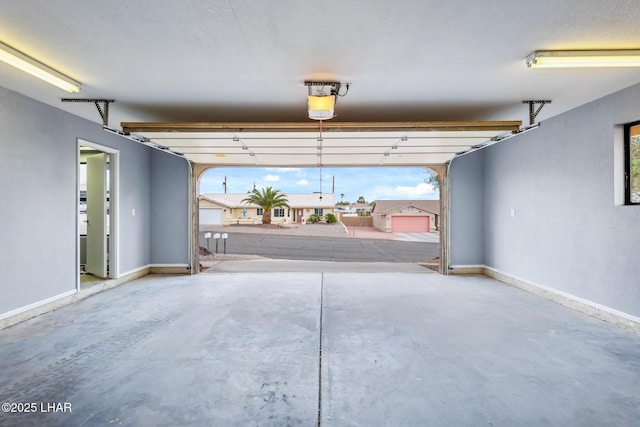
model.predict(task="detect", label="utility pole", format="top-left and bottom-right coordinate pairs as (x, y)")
top-left (223, 176), bottom-right (227, 193)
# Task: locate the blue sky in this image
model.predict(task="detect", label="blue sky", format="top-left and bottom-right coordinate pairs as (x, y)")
top-left (199, 167), bottom-right (439, 203)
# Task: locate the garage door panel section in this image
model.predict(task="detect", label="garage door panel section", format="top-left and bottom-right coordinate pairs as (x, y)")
top-left (199, 208), bottom-right (222, 225)
top-left (391, 216), bottom-right (429, 233)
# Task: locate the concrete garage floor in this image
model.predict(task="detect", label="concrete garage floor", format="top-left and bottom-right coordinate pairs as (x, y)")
top-left (1, 267), bottom-right (639, 426)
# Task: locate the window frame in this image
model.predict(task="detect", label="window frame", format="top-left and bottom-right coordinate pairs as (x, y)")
top-left (624, 120), bottom-right (640, 205)
top-left (273, 208), bottom-right (285, 217)
top-left (314, 208), bottom-right (324, 216)
top-left (256, 208), bottom-right (264, 216)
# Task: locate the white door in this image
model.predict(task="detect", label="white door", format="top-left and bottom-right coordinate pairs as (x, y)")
top-left (199, 208), bottom-right (222, 225)
top-left (86, 153), bottom-right (108, 278)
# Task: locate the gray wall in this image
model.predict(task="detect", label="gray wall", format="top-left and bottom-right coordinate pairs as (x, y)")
top-left (450, 82), bottom-right (640, 318)
top-left (150, 149), bottom-right (190, 266)
top-left (115, 128), bottom-right (152, 274)
top-left (448, 150), bottom-right (485, 266)
top-left (0, 86), bottom-right (190, 317)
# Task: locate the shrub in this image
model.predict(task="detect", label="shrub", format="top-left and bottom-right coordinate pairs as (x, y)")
top-left (325, 213), bottom-right (337, 224)
top-left (307, 214), bottom-right (320, 224)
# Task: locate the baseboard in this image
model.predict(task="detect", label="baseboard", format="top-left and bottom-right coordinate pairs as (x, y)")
top-left (448, 264), bottom-right (486, 274)
top-left (0, 268), bottom-right (150, 330)
top-left (0, 289), bottom-right (78, 328)
top-left (80, 267), bottom-right (151, 298)
top-left (150, 264), bottom-right (191, 274)
top-left (120, 264), bottom-right (190, 277)
top-left (482, 266), bottom-right (640, 334)
top-left (118, 264), bottom-right (151, 278)
top-left (448, 264), bottom-right (639, 333)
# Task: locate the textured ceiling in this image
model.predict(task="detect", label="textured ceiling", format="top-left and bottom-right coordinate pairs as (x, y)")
top-left (1, 0), bottom-right (640, 130)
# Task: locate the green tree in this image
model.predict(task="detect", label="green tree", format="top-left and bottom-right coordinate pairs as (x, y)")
top-left (424, 170), bottom-right (440, 189)
top-left (357, 196), bottom-right (366, 204)
top-left (241, 187), bottom-right (289, 224)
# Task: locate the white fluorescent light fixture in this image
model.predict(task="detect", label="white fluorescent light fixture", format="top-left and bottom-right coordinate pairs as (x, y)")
top-left (0, 41), bottom-right (81, 92)
top-left (526, 49), bottom-right (640, 68)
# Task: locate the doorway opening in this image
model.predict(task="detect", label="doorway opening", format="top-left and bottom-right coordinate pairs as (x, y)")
top-left (195, 166), bottom-right (442, 271)
top-left (78, 140), bottom-right (118, 288)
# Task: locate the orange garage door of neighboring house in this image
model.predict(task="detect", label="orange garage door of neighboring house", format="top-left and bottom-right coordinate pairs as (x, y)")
top-left (391, 216), bottom-right (430, 233)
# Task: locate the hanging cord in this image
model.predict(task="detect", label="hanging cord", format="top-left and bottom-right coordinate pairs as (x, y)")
top-left (318, 120), bottom-right (323, 199)
top-left (317, 120), bottom-right (323, 167)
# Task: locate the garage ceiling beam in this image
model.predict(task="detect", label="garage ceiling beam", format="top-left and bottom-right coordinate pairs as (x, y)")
top-left (122, 120), bottom-right (522, 135)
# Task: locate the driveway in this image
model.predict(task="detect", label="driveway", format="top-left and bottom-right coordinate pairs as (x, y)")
top-left (394, 232), bottom-right (440, 243)
top-left (202, 223), bottom-right (441, 243)
top-left (199, 232), bottom-right (439, 263)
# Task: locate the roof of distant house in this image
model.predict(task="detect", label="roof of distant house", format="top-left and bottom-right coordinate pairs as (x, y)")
top-left (201, 193), bottom-right (335, 208)
top-left (348, 203), bottom-right (373, 210)
top-left (372, 200), bottom-right (440, 215)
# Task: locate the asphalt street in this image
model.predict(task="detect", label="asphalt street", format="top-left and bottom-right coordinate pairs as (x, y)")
top-left (199, 232), bottom-right (439, 263)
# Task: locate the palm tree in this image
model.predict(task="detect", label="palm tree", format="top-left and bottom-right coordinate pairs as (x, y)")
top-left (241, 187), bottom-right (290, 224)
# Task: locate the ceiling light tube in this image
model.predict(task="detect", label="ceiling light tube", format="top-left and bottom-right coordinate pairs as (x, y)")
top-left (0, 41), bottom-right (81, 92)
top-left (526, 49), bottom-right (640, 68)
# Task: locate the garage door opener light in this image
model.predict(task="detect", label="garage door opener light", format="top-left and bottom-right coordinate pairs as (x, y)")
top-left (305, 81), bottom-right (349, 120)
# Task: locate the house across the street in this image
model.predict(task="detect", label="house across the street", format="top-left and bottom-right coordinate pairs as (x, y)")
top-left (372, 200), bottom-right (440, 233)
top-left (199, 193), bottom-right (335, 225)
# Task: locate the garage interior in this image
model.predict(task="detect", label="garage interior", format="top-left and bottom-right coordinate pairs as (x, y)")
top-left (1, 1), bottom-right (640, 425)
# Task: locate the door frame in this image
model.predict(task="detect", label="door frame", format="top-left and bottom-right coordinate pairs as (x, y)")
top-left (77, 139), bottom-right (120, 290)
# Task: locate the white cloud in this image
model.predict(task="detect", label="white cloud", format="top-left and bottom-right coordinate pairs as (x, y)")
top-left (371, 182), bottom-right (437, 200)
top-left (394, 182), bottom-right (436, 197)
top-left (296, 179), bottom-right (309, 185)
top-left (263, 174), bottom-right (280, 182)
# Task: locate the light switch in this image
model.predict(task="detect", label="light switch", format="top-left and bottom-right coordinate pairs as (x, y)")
top-left (510, 208), bottom-right (515, 218)
top-left (132, 208), bottom-right (136, 217)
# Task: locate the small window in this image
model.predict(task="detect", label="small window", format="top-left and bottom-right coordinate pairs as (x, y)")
top-left (625, 122), bottom-right (640, 204)
top-left (314, 208), bottom-right (324, 216)
top-left (273, 208), bottom-right (285, 217)
top-left (256, 208), bottom-right (264, 215)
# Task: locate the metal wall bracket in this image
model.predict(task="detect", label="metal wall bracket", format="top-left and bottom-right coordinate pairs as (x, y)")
top-left (61, 98), bottom-right (115, 127)
top-left (305, 81), bottom-right (350, 98)
top-left (522, 100), bottom-right (551, 126)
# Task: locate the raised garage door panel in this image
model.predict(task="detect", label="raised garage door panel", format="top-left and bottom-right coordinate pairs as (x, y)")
top-left (199, 208), bottom-right (222, 225)
top-left (391, 216), bottom-right (429, 233)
